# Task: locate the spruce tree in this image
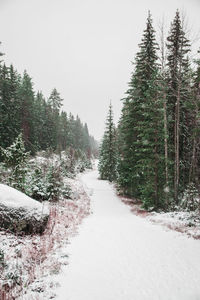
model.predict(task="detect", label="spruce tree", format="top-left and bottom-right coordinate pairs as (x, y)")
top-left (98, 104), bottom-right (117, 182)
top-left (47, 88), bottom-right (63, 151)
top-left (118, 12), bottom-right (165, 209)
top-left (48, 88), bottom-right (63, 111)
top-left (166, 10), bottom-right (191, 203)
top-left (0, 133), bottom-right (29, 191)
top-left (0, 64), bottom-right (12, 148)
top-left (189, 50), bottom-right (200, 195)
top-left (18, 71), bottom-right (36, 153)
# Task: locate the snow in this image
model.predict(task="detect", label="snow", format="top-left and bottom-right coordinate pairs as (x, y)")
top-left (55, 166), bottom-right (200, 300)
top-left (0, 176), bottom-right (90, 299)
top-left (0, 183), bottom-right (49, 217)
top-left (147, 210), bottom-right (200, 239)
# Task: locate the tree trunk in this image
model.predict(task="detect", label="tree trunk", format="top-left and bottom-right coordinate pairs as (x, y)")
top-left (163, 91), bottom-right (169, 207)
top-left (174, 84), bottom-right (180, 204)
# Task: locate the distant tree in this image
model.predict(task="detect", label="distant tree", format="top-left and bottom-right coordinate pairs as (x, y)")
top-left (98, 103), bottom-right (117, 182)
top-left (0, 64), bottom-right (12, 148)
top-left (18, 71), bottom-right (36, 153)
top-left (59, 111), bottom-right (68, 150)
top-left (48, 88), bottom-right (63, 111)
top-left (0, 133), bottom-right (29, 191)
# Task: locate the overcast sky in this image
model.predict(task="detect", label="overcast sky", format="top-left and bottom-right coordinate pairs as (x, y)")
top-left (0, 0), bottom-right (200, 140)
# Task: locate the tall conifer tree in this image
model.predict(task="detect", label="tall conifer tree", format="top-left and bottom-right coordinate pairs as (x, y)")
top-left (166, 10), bottom-right (191, 203)
top-left (118, 12), bottom-right (165, 209)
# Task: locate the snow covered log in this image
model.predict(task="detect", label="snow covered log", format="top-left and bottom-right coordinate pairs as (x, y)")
top-left (0, 184), bottom-right (49, 234)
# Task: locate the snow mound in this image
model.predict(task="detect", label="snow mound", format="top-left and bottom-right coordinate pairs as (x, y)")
top-left (0, 184), bottom-right (49, 234)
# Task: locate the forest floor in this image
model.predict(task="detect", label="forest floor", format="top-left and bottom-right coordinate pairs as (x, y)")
top-left (55, 165), bottom-right (200, 300)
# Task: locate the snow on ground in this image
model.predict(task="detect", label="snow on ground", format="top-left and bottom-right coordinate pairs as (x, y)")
top-left (147, 210), bottom-right (200, 239)
top-left (55, 167), bottom-right (200, 300)
top-left (0, 177), bottom-right (90, 299)
top-left (120, 196), bottom-right (200, 239)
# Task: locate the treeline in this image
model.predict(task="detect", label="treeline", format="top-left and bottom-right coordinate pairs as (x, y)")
top-left (0, 49), bottom-right (98, 158)
top-left (99, 10), bottom-right (200, 211)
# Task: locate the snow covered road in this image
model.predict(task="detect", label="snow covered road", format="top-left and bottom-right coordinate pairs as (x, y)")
top-left (56, 168), bottom-right (200, 300)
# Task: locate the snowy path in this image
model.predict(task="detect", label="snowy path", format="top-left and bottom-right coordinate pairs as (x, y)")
top-left (56, 168), bottom-right (200, 300)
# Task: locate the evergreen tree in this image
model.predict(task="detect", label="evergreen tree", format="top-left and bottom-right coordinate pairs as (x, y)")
top-left (166, 10), bottom-right (191, 203)
top-left (98, 104), bottom-right (117, 182)
top-left (18, 71), bottom-right (36, 153)
top-left (188, 50), bottom-right (200, 195)
top-left (118, 12), bottom-right (165, 209)
top-left (0, 64), bottom-right (21, 148)
top-left (0, 133), bottom-right (29, 191)
top-left (47, 88), bottom-right (63, 151)
top-left (59, 111), bottom-right (68, 150)
top-left (8, 65), bottom-right (22, 139)
top-left (33, 91), bottom-right (47, 150)
top-left (48, 88), bottom-right (63, 111)
top-left (0, 64), bottom-right (12, 148)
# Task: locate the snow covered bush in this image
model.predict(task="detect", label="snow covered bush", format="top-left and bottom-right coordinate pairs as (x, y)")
top-left (26, 154), bottom-right (72, 202)
top-left (60, 148), bottom-right (92, 177)
top-left (25, 166), bottom-right (49, 201)
top-left (46, 165), bottom-right (63, 202)
top-left (75, 151), bottom-right (92, 173)
top-left (181, 183), bottom-right (200, 211)
top-left (0, 142), bottom-right (89, 205)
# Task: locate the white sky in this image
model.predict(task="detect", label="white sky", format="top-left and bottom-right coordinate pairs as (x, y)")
top-left (0, 0), bottom-right (200, 140)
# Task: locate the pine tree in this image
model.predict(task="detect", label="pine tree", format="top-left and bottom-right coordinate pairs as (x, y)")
top-left (0, 133), bottom-right (29, 191)
top-left (0, 64), bottom-right (11, 148)
top-left (117, 99), bottom-right (139, 197)
top-left (166, 10), bottom-right (191, 203)
top-left (33, 91), bottom-right (47, 150)
top-left (98, 104), bottom-right (117, 182)
top-left (159, 22), bottom-right (170, 207)
top-left (48, 88), bottom-right (63, 111)
top-left (18, 71), bottom-right (36, 153)
top-left (118, 12), bottom-right (165, 209)
top-left (0, 64), bottom-right (22, 150)
top-left (188, 50), bottom-right (200, 197)
top-left (59, 111), bottom-right (68, 150)
top-left (8, 65), bottom-right (22, 140)
top-left (47, 88), bottom-right (63, 151)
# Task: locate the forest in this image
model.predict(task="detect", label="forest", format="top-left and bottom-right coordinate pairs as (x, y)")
top-left (0, 48), bottom-right (98, 201)
top-left (0, 52), bottom-right (97, 157)
top-left (99, 10), bottom-right (200, 211)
